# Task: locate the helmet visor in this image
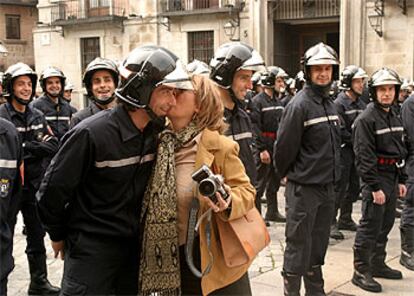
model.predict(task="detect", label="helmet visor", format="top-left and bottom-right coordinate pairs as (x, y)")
top-left (238, 50), bottom-right (265, 72)
top-left (157, 60), bottom-right (194, 90)
top-left (353, 68), bottom-right (368, 80)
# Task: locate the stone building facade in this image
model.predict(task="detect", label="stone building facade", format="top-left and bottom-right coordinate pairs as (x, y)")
top-left (33, 0), bottom-right (414, 109)
top-left (0, 0), bottom-right (38, 72)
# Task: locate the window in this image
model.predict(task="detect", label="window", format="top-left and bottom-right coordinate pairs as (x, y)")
top-left (6, 15), bottom-right (20, 40)
top-left (188, 31), bottom-right (214, 64)
top-left (81, 37), bottom-right (100, 73)
top-left (89, 0), bottom-right (110, 8)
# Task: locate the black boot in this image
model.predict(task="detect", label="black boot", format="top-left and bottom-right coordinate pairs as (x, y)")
top-left (281, 271), bottom-right (301, 296)
top-left (352, 247), bottom-right (382, 292)
top-left (304, 266), bottom-right (326, 296)
top-left (371, 243), bottom-right (402, 279)
top-left (329, 223), bottom-right (344, 240)
top-left (338, 198), bottom-right (357, 231)
top-left (352, 270), bottom-right (382, 293)
top-left (265, 192), bottom-right (285, 223)
top-left (27, 254), bottom-right (60, 295)
top-left (400, 227), bottom-right (414, 271)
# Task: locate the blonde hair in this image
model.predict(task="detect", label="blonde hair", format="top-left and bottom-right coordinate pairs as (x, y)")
top-left (192, 75), bottom-right (228, 134)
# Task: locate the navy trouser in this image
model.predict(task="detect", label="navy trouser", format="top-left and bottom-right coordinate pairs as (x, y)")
top-left (354, 172), bottom-right (398, 268)
top-left (256, 155), bottom-right (281, 219)
top-left (9, 184), bottom-right (46, 256)
top-left (401, 182), bottom-right (414, 229)
top-left (334, 146), bottom-right (360, 223)
top-left (283, 182), bottom-right (335, 275)
top-left (60, 232), bottom-right (140, 295)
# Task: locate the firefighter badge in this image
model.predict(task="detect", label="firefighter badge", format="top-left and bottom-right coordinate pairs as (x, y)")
top-left (0, 178), bottom-right (10, 198)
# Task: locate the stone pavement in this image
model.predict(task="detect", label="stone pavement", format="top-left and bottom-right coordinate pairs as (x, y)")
top-left (7, 187), bottom-right (414, 295)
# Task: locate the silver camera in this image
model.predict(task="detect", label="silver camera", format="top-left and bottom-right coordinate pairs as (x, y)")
top-left (191, 165), bottom-right (229, 202)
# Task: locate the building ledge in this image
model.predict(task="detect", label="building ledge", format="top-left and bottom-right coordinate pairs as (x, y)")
top-left (160, 7), bottom-right (235, 17)
top-left (3, 39), bottom-right (28, 45)
top-left (0, 0), bottom-right (37, 7)
top-left (52, 15), bottom-right (126, 26)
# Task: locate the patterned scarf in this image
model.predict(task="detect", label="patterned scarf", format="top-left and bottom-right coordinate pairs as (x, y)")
top-left (139, 120), bottom-right (201, 296)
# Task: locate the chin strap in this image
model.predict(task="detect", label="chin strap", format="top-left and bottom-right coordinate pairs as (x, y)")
top-left (94, 94), bottom-right (115, 106)
top-left (14, 96), bottom-right (31, 106)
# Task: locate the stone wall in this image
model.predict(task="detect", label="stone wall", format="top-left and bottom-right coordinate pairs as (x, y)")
top-left (0, 4), bottom-right (38, 71)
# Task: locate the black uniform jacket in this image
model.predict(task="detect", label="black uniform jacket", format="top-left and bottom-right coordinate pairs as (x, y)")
top-left (353, 102), bottom-right (407, 192)
top-left (32, 95), bottom-right (73, 140)
top-left (402, 96), bottom-right (414, 184)
top-left (36, 105), bottom-right (158, 242)
top-left (252, 91), bottom-right (284, 153)
top-left (70, 101), bottom-right (103, 129)
top-left (275, 85), bottom-right (341, 185)
top-left (224, 102), bottom-right (257, 187)
top-left (0, 103), bottom-right (58, 189)
top-left (0, 118), bottom-right (21, 280)
top-left (334, 91), bottom-right (366, 146)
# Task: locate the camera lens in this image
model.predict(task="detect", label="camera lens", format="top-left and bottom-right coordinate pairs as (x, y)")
top-left (199, 179), bottom-right (217, 197)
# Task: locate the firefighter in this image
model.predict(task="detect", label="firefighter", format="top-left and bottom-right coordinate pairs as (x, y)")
top-left (209, 42), bottom-right (264, 211)
top-left (36, 45), bottom-right (187, 295)
top-left (62, 81), bottom-right (78, 114)
top-left (252, 66), bottom-right (286, 222)
top-left (352, 68), bottom-right (407, 293)
top-left (32, 67), bottom-right (72, 140)
top-left (0, 62), bottom-right (59, 295)
top-left (0, 117), bottom-right (22, 295)
top-left (275, 42), bottom-right (341, 295)
top-left (400, 82), bottom-right (414, 271)
top-left (330, 65), bottom-right (368, 240)
top-left (70, 57), bottom-right (119, 128)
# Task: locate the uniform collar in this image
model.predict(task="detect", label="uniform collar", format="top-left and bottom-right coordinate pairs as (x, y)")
top-left (113, 104), bottom-right (146, 142)
top-left (42, 94), bottom-right (64, 106)
top-left (304, 85), bottom-right (324, 104)
top-left (6, 101), bottom-right (32, 118)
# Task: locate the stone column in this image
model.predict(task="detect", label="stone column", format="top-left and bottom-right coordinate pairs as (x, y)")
top-left (339, 0), bottom-right (365, 69)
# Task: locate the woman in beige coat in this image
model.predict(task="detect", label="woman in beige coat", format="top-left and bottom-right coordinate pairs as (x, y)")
top-left (139, 74), bottom-right (256, 296)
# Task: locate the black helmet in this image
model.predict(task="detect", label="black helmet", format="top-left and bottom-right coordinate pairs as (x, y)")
top-left (210, 42), bottom-right (264, 88)
top-left (39, 66), bottom-right (66, 93)
top-left (295, 70), bottom-right (306, 91)
top-left (186, 59), bottom-right (210, 75)
top-left (340, 65), bottom-right (368, 90)
top-left (115, 45), bottom-right (191, 109)
top-left (368, 67), bottom-right (401, 103)
top-left (2, 63), bottom-right (37, 104)
top-left (302, 42), bottom-right (339, 82)
top-left (83, 57), bottom-right (119, 98)
top-left (261, 66), bottom-right (288, 88)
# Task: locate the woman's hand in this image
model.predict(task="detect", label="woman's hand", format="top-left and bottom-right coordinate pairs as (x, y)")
top-left (201, 184), bottom-right (232, 212)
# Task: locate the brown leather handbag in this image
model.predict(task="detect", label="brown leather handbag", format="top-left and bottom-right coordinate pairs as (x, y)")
top-left (215, 207), bottom-right (271, 268)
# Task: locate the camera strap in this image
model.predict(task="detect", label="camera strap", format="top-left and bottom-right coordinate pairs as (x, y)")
top-left (185, 198), bottom-right (214, 278)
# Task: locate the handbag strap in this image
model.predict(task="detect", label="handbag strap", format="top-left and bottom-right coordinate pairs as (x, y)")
top-left (185, 198), bottom-right (214, 278)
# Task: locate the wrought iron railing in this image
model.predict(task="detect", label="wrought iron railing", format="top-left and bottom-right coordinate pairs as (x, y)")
top-left (51, 0), bottom-right (128, 23)
top-left (162, 0), bottom-right (225, 12)
top-left (272, 0), bottom-right (340, 20)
